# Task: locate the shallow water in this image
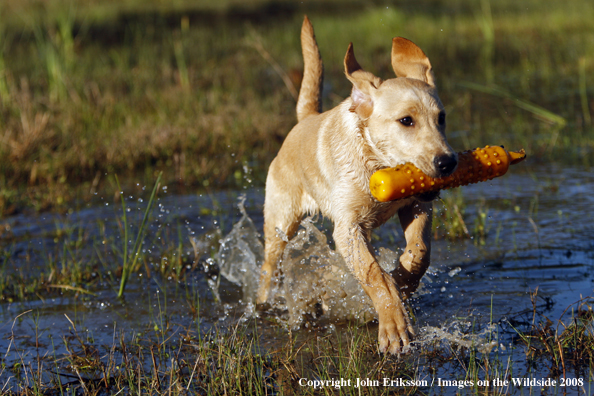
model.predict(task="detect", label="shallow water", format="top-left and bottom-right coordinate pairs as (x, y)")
top-left (1, 164), bottom-right (593, 391)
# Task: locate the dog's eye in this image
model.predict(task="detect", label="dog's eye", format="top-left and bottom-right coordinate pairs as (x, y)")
top-left (438, 112), bottom-right (446, 126)
top-left (399, 117), bottom-right (414, 127)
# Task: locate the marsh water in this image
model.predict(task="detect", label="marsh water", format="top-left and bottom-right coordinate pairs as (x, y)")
top-left (1, 163), bottom-right (594, 392)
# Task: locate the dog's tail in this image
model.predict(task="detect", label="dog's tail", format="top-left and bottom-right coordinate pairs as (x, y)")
top-left (296, 16), bottom-right (323, 122)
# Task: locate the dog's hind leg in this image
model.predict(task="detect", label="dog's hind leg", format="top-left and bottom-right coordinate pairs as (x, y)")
top-left (257, 174), bottom-right (303, 304)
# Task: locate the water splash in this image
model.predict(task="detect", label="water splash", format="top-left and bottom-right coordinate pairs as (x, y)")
top-left (215, 201), bottom-right (425, 328)
top-left (276, 218), bottom-right (376, 328)
top-left (216, 196), bottom-right (264, 304)
top-left (219, 209), bottom-right (400, 327)
top-left (419, 321), bottom-right (498, 354)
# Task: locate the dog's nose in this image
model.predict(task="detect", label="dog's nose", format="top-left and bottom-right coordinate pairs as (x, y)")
top-left (434, 153), bottom-right (457, 176)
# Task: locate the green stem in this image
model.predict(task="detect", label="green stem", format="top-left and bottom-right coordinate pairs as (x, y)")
top-left (118, 172), bottom-right (162, 298)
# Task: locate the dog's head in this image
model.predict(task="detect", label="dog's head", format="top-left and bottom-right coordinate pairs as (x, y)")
top-left (345, 38), bottom-right (457, 186)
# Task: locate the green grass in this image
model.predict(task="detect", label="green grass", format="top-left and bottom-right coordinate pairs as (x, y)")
top-left (0, 0), bottom-right (593, 214)
top-left (116, 171), bottom-right (162, 298)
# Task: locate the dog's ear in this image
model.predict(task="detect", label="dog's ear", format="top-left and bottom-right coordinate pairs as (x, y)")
top-left (391, 37), bottom-right (435, 87)
top-left (344, 43), bottom-right (382, 120)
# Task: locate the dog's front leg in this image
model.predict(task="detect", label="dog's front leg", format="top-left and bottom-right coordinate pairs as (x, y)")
top-left (334, 223), bottom-right (414, 354)
top-left (394, 201), bottom-right (432, 299)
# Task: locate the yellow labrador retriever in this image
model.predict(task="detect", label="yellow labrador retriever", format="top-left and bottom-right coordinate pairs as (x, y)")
top-left (257, 16), bottom-right (457, 354)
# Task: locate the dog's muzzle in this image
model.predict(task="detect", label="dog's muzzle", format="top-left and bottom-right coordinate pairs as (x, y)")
top-left (415, 153), bottom-right (457, 202)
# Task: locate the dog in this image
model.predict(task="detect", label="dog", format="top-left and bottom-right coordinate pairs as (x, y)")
top-left (257, 16), bottom-right (457, 354)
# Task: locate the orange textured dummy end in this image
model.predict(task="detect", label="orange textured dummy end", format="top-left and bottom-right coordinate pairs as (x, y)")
top-left (370, 146), bottom-right (526, 202)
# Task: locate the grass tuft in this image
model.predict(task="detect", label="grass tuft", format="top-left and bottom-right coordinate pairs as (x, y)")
top-left (116, 172), bottom-right (162, 298)
top-left (512, 291), bottom-right (594, 378)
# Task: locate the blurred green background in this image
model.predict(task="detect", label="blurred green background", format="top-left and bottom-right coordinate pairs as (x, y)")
top-left (1, 0), bottom-right (592, 214)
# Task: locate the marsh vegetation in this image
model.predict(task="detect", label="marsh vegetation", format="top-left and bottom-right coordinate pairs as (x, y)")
top-left (1, 0), bottom-right (593, 394)
top-left (0, 0), bottom-right (592, 214)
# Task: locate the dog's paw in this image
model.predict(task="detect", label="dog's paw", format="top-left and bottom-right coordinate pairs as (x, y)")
top-left (377, 299), bottom-right (415, 354)
top-left (256, 286), bottom-right (270, 306)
